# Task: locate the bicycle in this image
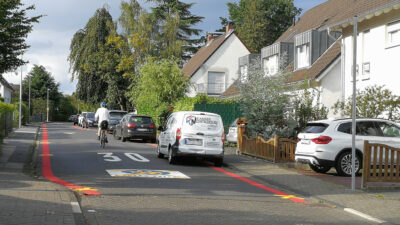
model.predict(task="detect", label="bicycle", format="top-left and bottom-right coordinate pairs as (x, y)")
top-left (99, 121), bottom-right (108, 149)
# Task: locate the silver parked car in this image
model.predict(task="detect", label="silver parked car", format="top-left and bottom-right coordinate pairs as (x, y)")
top-left (226, 119), bottom-right (238, 143)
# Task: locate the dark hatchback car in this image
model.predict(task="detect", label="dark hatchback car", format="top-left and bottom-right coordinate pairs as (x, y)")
top-left (82, 112), bottom-right (97, 128)
top-left (113, 114), bottom-right (156, 143)
top-left (108, 110), bottom-right (128, 133)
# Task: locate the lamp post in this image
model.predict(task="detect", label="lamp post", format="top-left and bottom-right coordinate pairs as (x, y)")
top-left (46, 88), bottom-right (49, 122)
top-left (351, 16), bottom-right (358, 191)
top-left (28, 76), bottom-right (31, 123)
top-left (19, 60), bottom-right (22, 128)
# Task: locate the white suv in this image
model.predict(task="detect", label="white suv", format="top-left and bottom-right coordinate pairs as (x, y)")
top-left (295, 118), bottom-right (400, 176)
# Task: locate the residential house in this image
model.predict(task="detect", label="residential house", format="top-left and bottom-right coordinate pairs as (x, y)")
top-left (327, 1), bottom-right (400, 104)
top-left (183, 25), bottom-right (251, 97)
top-left (0, 78), bottom-right (14, 103)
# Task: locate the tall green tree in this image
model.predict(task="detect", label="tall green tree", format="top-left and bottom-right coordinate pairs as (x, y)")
top-left (147, 0), bottom-right (204, 61)
top-left (226, 0), bottom-right (301, 52)
top-left (133, 58), bottom-right (189, 125)
top-left (0, 0), bottom-right (41, 75)
top-left (22, 65), bottom-right (61, 104)
top-left (68, 8), bottom-right (113, 104)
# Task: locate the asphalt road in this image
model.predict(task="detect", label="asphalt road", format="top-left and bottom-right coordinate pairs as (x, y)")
top-left (41, 123), bottom-right (376, 225)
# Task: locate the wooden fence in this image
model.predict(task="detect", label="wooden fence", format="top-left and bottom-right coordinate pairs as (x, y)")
top-left (363, 141), bottom-right (400, 188)
top-left (237, 125), bottom-right (297, 163)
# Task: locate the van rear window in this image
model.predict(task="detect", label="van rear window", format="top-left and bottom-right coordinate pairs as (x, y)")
top-left (302, 123), bottom-right (328, 133)
top-left (183, 114), bottom-right (221, 131)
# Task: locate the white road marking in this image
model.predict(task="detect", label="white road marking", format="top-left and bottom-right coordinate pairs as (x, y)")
top-left (71, 202), bottom-right (82, 214)
top-left (344, 208), bottom-right (386, 224)
top-left (124, 153), bottom-right (150, 162)
top-left (98, 153), bottom-right (122, 162)
top-left (106, 169), bottom-right (190, 179)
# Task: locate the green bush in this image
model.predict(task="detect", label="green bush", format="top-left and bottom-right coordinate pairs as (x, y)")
top-left (173, 94), bottom-right (236, 112)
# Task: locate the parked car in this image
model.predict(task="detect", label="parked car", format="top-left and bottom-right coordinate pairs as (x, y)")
top-left (68, 115), bottom-right (77, 122)
top-left (82, 112), bottom-right (96, 128)
top-left (108, 110), bottom-right (128, 133)
top-left (78, 112), bottom-right (87, 127)
top-left (113, 114), bottom-right (156, 143)
top-left (73, 114), bottom-right (79, 125)
top-left (226, 119), bottom-right (238, 143)
top-left (157, 111), bottom-right (225, 166)
top-left (295, 118), bottom-right (400, 176)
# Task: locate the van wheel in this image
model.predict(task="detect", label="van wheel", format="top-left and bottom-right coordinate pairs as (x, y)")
top-left (309, 164), bottom-right (331, 174)
top-left (157, 144), bottom-right (164, 158)
top-left (214, 158), bottom-right (223, 167)
top-left (168, 148), bottom-right (176, 164)
top-left (336, 151), bottom-right (361, 176)
top-left (121, 136), bottom-right (126, 142)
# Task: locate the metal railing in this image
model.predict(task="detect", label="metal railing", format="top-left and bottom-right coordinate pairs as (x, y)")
top-left (195, 83), bottom-right (228, 95)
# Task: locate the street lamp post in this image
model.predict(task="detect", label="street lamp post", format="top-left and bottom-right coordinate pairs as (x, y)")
top-left (19, 61), bottom-right (22, 128)
top-left (46, 88), bottom-right (49, 122)
top-left (28, 76), bottom-right (31, 123)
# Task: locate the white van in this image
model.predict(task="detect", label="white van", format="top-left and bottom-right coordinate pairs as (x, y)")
top-left (157, 111), bottom-right (225, 166)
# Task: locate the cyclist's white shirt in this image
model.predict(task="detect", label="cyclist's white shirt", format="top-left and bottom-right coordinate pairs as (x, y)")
top-left (95, 107), bottom-right (110, 126)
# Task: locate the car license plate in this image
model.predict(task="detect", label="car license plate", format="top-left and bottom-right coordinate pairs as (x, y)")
top-left (206, 141), bottom-right (220, 147)
top-left (301, 140), bottom-right (310, 145)
top-left (137, 128), bottom-right (148, 132)
top-left (185, 139), bottom-right (203, 146)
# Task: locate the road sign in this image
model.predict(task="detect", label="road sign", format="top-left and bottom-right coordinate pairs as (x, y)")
top-left (106, 169), bottom-right (190, 179)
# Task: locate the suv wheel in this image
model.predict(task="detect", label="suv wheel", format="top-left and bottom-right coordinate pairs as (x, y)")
top-left (168, 147), bottom-right (176, 164)
top-left (157, 144), bottom-right (164, 158)
top-left (336, 151), bottom-right (361, 176)
top-left (309, 164), bottom-right (331, 174)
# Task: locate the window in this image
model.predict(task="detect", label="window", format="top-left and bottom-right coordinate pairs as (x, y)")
top-left (362, 30), bottom-right (371, 78)
top-left (356, 121), bottom-right (382, 136)
top-left (376, 122), bottom-right (400, 137)
top-left (338, 122), bottom-right (352, 134)
top-left (302, 123), bottom-right (328, 134)
top-left (207, 72), bottom-right (225, 95)
top-left (240, 65), bottom-right (248, 82)
top-left (264, 55), bottom-right (279, 76)
top-left (296, 44), bottom-right (310, 69)
top-left (387, 20), bottom-right (400, 47)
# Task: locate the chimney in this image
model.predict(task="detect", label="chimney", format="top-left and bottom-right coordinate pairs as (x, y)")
top-left (207, 32), bottom-right (218, 44)
top-left (226, 22), bottom-right (235, 35)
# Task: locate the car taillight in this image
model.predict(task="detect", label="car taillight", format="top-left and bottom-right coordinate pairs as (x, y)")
top-left (176, 128), bottom-right (182, 140)
top-left (297, 138), bottom-right (301, 143)
top-left (222, 132), bottom-right (225, 143)
top-left (311, 136), bottom-right (332, 144)
top-left (149, 124), bottom-right (156, 129)
top-left (126, 123), bottom-right (136, 128)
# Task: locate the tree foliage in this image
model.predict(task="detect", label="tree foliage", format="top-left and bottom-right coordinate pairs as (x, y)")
top-left (0, 0), bottom-right (42, 75)
top-left (226, 0), bottom-right (300, 52)
top-left (133, 58), bottom-right (189, 125)
top-left (333, 85), bottom-right (400, 120)
top-left (22, 65), bottom-right (61, 104)
top-left (68, 8), bottom-right (113, 104)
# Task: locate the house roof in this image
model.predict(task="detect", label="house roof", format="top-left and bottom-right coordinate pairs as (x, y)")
top-left (0, 78), bottom-right (14, 91)
top-left (285, 41), bottom-right (341, 83)
top-left (276, 0), bottom-right (400, 43)
top-left (182, 32), bottom-right (250, 78)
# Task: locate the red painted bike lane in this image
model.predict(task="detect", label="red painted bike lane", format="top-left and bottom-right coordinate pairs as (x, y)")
top-left (41, 124), bottom-right (100, 196)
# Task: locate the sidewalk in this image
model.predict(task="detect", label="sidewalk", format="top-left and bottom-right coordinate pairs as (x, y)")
top-left (0, 125), bottom-right (78, 225)
top-left (224, 147), bottom-right (400, 225)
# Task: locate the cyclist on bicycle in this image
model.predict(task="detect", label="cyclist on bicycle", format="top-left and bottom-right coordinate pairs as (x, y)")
top-left (95, 102), bottom-right (110, 141)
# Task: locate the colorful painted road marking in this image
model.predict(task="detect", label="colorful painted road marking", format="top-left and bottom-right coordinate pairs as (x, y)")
top-left (209, 165), bottom-right (307, 204)
top-left (41, 124), bottom-right (101, 196)
top-left (106, 169), bottom-right (190, 179)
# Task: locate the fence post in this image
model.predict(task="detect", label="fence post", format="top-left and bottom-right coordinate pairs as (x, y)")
top-left (362, 140), bottom-right (369, 189)
top-left (273, 135), bottom-right (279, 163)
top-left (238, 125), bottom-right (243, 153)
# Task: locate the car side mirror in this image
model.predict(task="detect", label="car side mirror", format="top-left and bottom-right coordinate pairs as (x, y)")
top-left (157, 126), bottom-right (164, 131)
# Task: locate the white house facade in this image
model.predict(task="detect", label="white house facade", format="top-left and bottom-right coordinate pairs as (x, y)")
top-left (0, 78), bottom-right (14, 103)
top-left (183, 26), bottom-right (251, 97)
top-left (338, 7), bottom-right (400, 101)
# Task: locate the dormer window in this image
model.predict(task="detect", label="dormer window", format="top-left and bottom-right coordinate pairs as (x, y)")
top-left (296, 43), bottom-right (310, 69)
top-left (263, 54), bottom-right (279, 76)
top-left (387, 20), bottom-right (400, 47)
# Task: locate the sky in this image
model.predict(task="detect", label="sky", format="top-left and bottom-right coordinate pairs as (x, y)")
top-left (4, 0), bottom-right (326, 95)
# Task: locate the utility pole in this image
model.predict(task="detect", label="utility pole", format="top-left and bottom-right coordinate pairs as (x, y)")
top-left (46, 88), bottom-right (49, 122)
top-left (351, 16), bottom-right (358, 191)
top-left (28, 76), bottom-right (31, 123)
top-left (19, 58), bottom-right (22, 128)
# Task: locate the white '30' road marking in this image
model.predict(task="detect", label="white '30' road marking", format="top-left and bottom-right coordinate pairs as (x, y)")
top-left (98, 152), bottom-right (150, 162)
